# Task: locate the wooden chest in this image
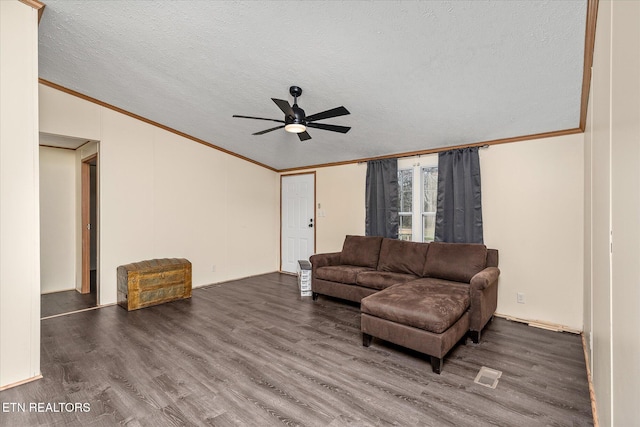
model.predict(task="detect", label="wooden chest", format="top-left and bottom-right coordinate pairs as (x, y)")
top-left (117, 258), bottom-right (192, 311)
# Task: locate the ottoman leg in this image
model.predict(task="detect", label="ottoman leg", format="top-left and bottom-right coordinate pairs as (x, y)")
top-left (430, 356), bottom-right (443, 374)
top-left (469, 330), bottom-right (480, 344)
top-left (312, 292), bottom-right (319, 301)
top-left (362, 333), bottom-right (372, 347)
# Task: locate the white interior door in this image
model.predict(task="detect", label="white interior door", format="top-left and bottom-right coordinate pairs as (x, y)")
top-left (281, 174), bottom-right (315, 273)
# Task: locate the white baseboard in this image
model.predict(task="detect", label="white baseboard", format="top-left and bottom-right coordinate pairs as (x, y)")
top-left (0, 374), bottom-right (43, 391)
top-left (494, 313), bottom-right (582, 334)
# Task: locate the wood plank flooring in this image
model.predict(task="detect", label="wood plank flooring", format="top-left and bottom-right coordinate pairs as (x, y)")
top-left (1, 273), bottom-right (593, 426)
top-left (41, 289), bottom-right (97, 318)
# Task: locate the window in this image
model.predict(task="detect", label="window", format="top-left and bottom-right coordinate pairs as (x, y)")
top-left (397, 157), bottom-right (438, 242)
top-left (398, 169), bottom-right (413, 241)
top-left (422, 167), bottom-right (438, 242)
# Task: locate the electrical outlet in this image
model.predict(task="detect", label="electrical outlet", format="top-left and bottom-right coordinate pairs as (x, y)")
top-left (517, 292), bottom-right (525, 304)
top-left (212, 265), bottom-right (216, 272)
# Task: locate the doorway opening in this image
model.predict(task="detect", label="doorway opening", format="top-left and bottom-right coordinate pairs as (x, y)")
top-left (81, 154), bottom-right (98, 298)
top-left (39, 138), bottom-right (100, 319)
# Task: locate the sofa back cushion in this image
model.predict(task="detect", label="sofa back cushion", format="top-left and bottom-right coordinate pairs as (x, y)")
top-left (377, 238), bottom-right (429, 276)
top-left (340, 235), bottom-right (384, 268)
top-left (423, 242), bottom-right (487, 283)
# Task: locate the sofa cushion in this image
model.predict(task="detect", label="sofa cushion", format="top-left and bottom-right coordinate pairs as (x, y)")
top-left (377, 238), bottom-right (429, 276)
top-left (316, 265), bottom-right (373, 285)
top-left (423, 242), bottom-right (487, 283)
top-left (339, 235), bottom-right (384, 268)
top-left (356, 271), bottom-right (419, 291)
top-left (411, 276), bottom-right (474, 288)
top-left (361, 279), bottom-right (470, 334)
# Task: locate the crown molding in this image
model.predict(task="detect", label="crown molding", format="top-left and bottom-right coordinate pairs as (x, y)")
top-left (579, 0), bottom-right (599, 131)
top-left (38, 79), bottom-right (278, 172)
top-left (18, 0), bottom-right (45, 23)
top-left (277, 128), bottom-right (583, 173)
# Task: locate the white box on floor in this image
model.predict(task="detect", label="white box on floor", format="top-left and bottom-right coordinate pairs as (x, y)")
top-left (297, 260), bottom-right (312, 297)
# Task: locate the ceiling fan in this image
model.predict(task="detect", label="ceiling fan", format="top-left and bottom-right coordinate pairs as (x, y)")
top-left (232, 86), bottom-right (351, 141)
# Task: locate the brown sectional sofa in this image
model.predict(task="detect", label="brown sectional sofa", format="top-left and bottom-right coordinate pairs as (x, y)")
top-left (310, 235), bottom-right (500, 373)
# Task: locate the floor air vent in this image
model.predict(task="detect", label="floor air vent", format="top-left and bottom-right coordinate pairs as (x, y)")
top-left (474, 366), bottom-right (502, 389)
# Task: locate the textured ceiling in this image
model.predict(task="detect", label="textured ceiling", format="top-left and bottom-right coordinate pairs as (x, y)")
top-left (40, 132), bottom-right (92, 150)
top-left (38, 1), bottom-right (587, 171)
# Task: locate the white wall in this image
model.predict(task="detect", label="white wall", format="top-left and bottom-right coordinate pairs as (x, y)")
top-left (291, 134), bottom-right (585, 330)
top-left (609, 3), bottom-right (640, 424)
top-left (585, 1), bottom-right (640, 425)
top-left (40, 147), bottom-right (76, 294)
top-left (39, 87), bottom-right (102, 141)
top-left (40, 85), bottom-right (280, 306)
top-left (586, 2), bottom-right (612, 424)
top-left (481, 135), bottom-right (584, 330)
top-left (315, 164), bottom-right (367, 253)
top-left (0, 1), bottom-right (41, 389)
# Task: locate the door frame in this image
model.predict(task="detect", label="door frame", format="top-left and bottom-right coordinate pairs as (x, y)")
top-left (81, 153), bottom-right (98, 294)
top-left (280, 172), bottom-right (316, 272)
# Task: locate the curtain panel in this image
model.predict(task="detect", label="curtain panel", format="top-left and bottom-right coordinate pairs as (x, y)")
top-left (435, 147), bottom-right (483, 243)
top-left (365, 158), bottom-right (399, 238)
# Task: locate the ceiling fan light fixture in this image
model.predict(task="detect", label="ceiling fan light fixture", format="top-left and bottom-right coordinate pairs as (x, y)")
top-left (284, 123), bottom-right (307, 133)
top-left (233, 85), bottom-right (350, 141)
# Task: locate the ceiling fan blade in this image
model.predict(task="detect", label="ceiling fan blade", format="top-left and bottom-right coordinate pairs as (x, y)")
top-left (305, 106), bottom-right (350, 122)
top-left (298, 131), bottom-right (312, 141)
top-left (306, 122), bottom-right (351, 134)
top-left (253, 125), bottom-right (285, 135)
top-left (252, 125), bottom-right (285, 135)
top-left (271, 98), bottom-right (295, 117)
top-left (233, 115), bottom-right (285, 124)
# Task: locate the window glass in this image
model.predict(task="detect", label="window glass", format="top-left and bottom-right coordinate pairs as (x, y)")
top-left (398, 169), bottom-right (413, 241)
top-left (399, 169), bottom-right (412, 213)
top-left (397, 162), bottom-right (438, 242)
top-left (422, 167), bottom-right (438, 213)
top-left (399, 214), bottom-right (412, 241)
top-left (421, 167), bottom-right (438, 242)
top-left (423, 213), bottom-right (435, 242)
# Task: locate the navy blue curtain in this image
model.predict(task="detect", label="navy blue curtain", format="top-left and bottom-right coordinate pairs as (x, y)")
top-left (365, 159), bottom-right (398, 238)
top-left (435, 147), bottom-right (483, 243)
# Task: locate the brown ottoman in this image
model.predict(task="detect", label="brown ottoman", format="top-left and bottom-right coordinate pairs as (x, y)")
top-left (360, 279), bottom-right (470, 374)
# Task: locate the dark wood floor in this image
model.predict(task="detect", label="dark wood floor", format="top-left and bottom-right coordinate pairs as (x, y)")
top-left (41, 289), bottom-right (97, 318)
top-left (41, 270), bottom-right (97, 318)
top-left (2, 273), bottom-right (593, 426)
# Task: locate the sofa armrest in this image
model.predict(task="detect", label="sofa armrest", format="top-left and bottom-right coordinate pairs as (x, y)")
top-left (310, 252), bottom-right (341, 275)
top-left (470, 267), bottom-right (500, 291)
top-left (469, 267), bottom-right (500, 342)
